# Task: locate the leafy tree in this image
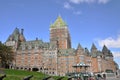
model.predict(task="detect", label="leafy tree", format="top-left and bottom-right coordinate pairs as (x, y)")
top-left (0, 42), bottom-right (14, 68)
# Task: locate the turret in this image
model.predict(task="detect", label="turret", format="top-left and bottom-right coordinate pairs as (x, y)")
top-left (76, 43), bottom-right (84, 55)
top-left (91, 43), bottom-right (97, 53)
top-left (6, 27), bottom-right (20, 42)
top-left (102, 45), bottom-right (109, 54)
top-left (77, 43), bottom-right (83, 50)
top-left (102, 45), bottom-right (113, 57)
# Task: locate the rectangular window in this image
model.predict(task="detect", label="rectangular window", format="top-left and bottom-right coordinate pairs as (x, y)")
top-left (80, 55), bottom-right (84, 61)
top-left (22, 45), bottom-right (25, 50)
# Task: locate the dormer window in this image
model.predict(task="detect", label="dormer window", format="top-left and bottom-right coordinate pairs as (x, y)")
top-left (28, 45), bottom-right (32, 50)
top-left (79, 55), bottom-right (84, 61)
top-left (22, 45), bottom-right (25, 50)
top-left (35, 44), bottom-right (38, 49)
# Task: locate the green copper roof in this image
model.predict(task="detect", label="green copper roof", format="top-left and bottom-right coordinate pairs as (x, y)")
top-left (50, 16), bottom-right (67, 28)
top-left (91, 43), bottom-right (97, 50)
top-left (6, 28), bottom-right (20, 42)
top-left (77, 43), bottom-right (83, 50)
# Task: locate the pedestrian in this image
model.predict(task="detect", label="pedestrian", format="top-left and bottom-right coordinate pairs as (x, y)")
top-left (88, 76), bottom-right (94, 80)
top-left (103, 74), bottom-right (106, 80)
top-left (77, 77), bottom-right (81, 80)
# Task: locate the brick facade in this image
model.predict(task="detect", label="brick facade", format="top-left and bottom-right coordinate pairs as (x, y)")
top-left (5, 16), bottom-right (118, 76)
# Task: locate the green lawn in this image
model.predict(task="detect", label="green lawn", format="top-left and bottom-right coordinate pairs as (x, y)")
top-left (0, 69), bottom-right (68, 80)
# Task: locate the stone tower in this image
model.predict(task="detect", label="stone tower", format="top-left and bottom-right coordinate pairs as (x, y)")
top-left (50, 16), bottom-right (71, 49)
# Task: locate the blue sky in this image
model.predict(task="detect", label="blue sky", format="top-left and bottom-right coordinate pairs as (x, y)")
top-left (0, 0), bottom-right (120, 68)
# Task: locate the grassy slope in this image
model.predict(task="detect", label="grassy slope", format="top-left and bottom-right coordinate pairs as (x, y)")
top-left (0, 69), bottom-right (68, 80)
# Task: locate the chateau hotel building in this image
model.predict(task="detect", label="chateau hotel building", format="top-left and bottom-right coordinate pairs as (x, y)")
top-left (5, 16), bottom-right (118, 76)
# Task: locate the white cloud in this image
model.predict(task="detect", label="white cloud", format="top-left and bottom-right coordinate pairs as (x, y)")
top-left (113, 52), bottom-right (120, 68)
top-left (70, 0), bottom-right (95, 4)
top-left (113, 52), bottom-right (120, 58)
top-left (63, 0), bottom-right (111, 16)
top-left (69, 0), bottom-right (82, 4)
top-left (98, 0), bottom-right (110, 4)
top-left (98, 35), bottom-right (120, 48)
top-left (63, 2), bottom-right (82, 15)
top-left (64, 2), bottom-right (73, 9)
top-left (73, 11), bottom-right (82, 15)
top-left (69, 0), bottom-right (110, 4)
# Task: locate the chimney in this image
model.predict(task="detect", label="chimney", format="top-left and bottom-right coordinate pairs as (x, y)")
top-left (21, 29), bottom-right (24, 35)
top-left (36, 37), bottom-right (38, 41)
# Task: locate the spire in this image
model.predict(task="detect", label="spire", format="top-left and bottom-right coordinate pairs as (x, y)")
top-left (7, 27), bottom-right (20, 41)
top-left (91, 43), bottom-right (97, 53)
top-left (102, 45), bottom-right (113, 57)
top-left (76, 43), bottom-right (84, 55)
top-left (77, 43), bottom-right (83, 50)
top-left (50, 16), bottom-right (67, 28)
top-left (102, 45), bottom-right (109, 53)
top-left (76, 43), bottom-right (84, 53)
top-left (91, 43), bottom-right (97, 49)
top-left (13, 27), bottom-right (20, 35)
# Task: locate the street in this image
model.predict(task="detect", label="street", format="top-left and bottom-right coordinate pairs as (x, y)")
top-left (106, 77), bottom-right (120, 80)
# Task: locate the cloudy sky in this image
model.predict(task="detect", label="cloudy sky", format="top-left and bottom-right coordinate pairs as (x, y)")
top-left (0, 0), bottom-right (120, 68)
